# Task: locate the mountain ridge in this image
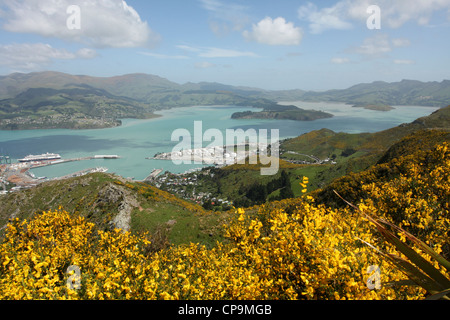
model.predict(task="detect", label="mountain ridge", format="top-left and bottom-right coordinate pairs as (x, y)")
top-left (1, 71), bottom-right (449, 107)
top-left (1, 71), bottom-right (449, 129)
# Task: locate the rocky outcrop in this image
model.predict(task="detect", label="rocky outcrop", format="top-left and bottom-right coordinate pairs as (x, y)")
top-left (94, 182), bottom-right (139, 232)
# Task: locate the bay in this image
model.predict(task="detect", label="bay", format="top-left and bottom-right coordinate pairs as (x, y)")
top-left (0, 103), bottom-right (440, 180)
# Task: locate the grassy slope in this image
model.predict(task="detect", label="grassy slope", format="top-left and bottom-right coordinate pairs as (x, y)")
top-left (0, 85), bottom-right (158, 129)
top-left (0, 173), bottom-right (228, 248)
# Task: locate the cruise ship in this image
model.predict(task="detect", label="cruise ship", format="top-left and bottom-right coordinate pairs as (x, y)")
top-left (18, 152), bottom-right (62, 162)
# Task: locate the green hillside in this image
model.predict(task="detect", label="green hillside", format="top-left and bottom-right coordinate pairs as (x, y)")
top-left (298, 79), bottom-right (450, 107)
top-left (0, 173), bottom-right (225, 248)
top-left (231, 103), bottom-right (333, 121)
top-left (1, 72), bottom-right (449, 129)
top-left (0, 71), bottom-right (181, 101)
top-left (0, 85), bottom-right (158, 130)
top-left (311, 129), bottom-right (450, 207)
top-left (0, 72), bottom-right (321, 129)
top-left (282, 105), bottom-right (450, 161)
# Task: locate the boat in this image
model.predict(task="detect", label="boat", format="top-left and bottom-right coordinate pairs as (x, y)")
top-left (18, 152), bottom-right (62, 162)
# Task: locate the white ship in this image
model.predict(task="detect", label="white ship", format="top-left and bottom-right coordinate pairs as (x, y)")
top-left (18, 152), bottom-right (62, 162)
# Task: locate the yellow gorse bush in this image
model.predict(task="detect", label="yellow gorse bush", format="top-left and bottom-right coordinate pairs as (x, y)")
top-left (0, 143), bottom-right (448, 300)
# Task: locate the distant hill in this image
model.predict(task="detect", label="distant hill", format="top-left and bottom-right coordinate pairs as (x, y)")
top-left (0, 71), bottom-right (264, 109)
top-left (0, 72), bottom-right (449, 129)
top-left (297, 79), bottom-right (450, 107)
top-left (0, 84), bottom-right (157, 130)
top-left (2, 72), bottom-right (449, 107)
top-left (0, 71), bottom-right (180, 101)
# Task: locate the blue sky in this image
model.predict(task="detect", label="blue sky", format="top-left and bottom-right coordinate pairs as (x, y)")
top-left (0, 0), bottom-right (449, 90)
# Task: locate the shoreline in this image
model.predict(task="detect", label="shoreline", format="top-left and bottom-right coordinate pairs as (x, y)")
top-left (0, 114), bottom-right (162, 131)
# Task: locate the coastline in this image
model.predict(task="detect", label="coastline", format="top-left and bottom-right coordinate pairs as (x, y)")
top-left (0, 113), bottom-right (162, 131)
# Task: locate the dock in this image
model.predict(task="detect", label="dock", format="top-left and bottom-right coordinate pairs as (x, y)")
top-left (29, 155), bottom-right (120, 168)
top-left (143, 168), bottom-right (163, 182)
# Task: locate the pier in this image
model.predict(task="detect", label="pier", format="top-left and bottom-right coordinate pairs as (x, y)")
top-left (28, 155), bottom-right (120, 169)
top-left (143, 168), bottom-right (163, 182)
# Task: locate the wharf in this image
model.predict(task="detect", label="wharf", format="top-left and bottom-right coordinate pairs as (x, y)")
top-left (0, 155), bottom-right (119, 188)
top-left (30, 155), bottom-right (120, 169)
top-left (143, 168), bottom-right (163, 182)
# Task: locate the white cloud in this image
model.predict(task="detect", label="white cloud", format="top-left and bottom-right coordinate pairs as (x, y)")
top-left (298, 2), bottom-right (353, 34)
top-left (0, 43), bottom-right (93, 71)
top-left (199, 0), bottom-right (250, 36)
top-left (286, 52), bottom-right (302, 57)
top-left (199, 47), bottom-right (258, 58)
top-left (243, 17), bottom-right (303, 46)
top-left (391, 38), bottom-right (411, 48)
top-left (1, 0), bottom-right (160, 48)
top-left (331, 57), bottom-right (350, 64)
top-left (298, 0), bottom-right (450, 33)
top-left (353, 34), bottom-right (392, 57)
top-left (350, 34), bottom-right (413, 59)
top-left (138, 52), bottom-right (189, 60)
top-left (175, 45), bottom-right (258, 58)
top-left (194, 62), bottom-right (216, 69)
top-left (394, 59), bottom-right (415, 65)
top-left (176, 45), bottom-right (202, 53)
top-left (76, 48), bottom-right (98, 59)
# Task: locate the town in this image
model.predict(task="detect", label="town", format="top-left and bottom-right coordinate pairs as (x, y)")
top-left (152, 142), bottom-right (268, 165)
top-left (149, 167), bottom-right (233, 211)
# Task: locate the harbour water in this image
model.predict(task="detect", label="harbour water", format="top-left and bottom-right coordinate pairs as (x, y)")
top-left (0, 103), bottom-right (440, 180)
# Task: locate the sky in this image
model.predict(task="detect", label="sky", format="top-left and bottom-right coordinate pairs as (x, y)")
top-left (0, 0), bottom-right (449, 91)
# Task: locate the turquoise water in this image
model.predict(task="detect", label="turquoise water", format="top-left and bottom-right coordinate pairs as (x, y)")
top-left (0, 103), bottom-right (440, 180)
